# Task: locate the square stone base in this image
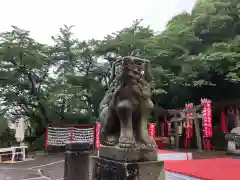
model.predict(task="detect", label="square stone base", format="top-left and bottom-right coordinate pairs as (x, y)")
top-left (99, 145), bottom-right (157, 162)
top-left (92, 156), bottom-right (164, 180)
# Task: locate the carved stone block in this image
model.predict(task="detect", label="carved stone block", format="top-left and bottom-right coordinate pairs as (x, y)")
top-left (99, 145), bottom-right (157, 162)
top-left (92, 156), bottom-right (164, 180)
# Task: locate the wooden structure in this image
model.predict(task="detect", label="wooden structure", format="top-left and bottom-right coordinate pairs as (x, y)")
top-left (168, 104), bottom-right (204, 151)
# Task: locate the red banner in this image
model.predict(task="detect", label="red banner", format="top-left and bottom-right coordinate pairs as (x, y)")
top-left (201, 98), bottom-right (214, 150)
top-left (149, 123), bottom-right (156, 139)
top-left (185, 103), bottom-right (193, 139)
top-left (201, 98), bottom-right (212, 138)
top-left (95, 122), bottom-right (100, 150)
top-left (185, 103), bottom-right (193, 148)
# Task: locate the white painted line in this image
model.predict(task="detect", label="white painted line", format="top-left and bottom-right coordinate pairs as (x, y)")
top-left (28, 160), bottom-right (64, 169)
top-left (55, 178), bottom-right (63, 180)
top-left (21, 177), bottom-right (44, 180)
top-left (21, 169), bottom-right (52, 180)
top-left (21, 176), bottom-right (51, 180)
top-left (0, 168), bottom-right (36, 171)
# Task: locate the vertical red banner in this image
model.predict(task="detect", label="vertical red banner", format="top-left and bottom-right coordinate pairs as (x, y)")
top-left (201, 98), bottom-right (212, 138)
top-left (201, 98), bottom-right (214, 150)
top-left (149, 123), bottom-right (156, 139)
top-left (95, 122), bottom-right (100, 150)
top-left (69, 127), bottom-right (73, 144)
top-left (221, 111), bottom-right (227, 133)
top-left (185, 103), bottom-right (193, 148)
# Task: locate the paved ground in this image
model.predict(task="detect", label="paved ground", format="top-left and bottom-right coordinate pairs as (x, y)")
top-left (0, 154), bottom-right (64, 180)
top-left (0, 150), bottom-right (238, 180)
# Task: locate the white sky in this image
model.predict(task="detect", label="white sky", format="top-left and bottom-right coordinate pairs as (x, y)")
top-left (1, 0), bottom-right (196, 45)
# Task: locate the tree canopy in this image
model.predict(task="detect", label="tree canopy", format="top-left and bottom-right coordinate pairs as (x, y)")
top-left (0, 0), bottom-right (239, 138)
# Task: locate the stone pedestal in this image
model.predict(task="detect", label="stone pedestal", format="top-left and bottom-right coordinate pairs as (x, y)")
top-left (92, 156), bottom-right (164, 180)
top-left (64, 142), bottom-right (92, 180)
top-left (99, 145), bottom-right (157, 162)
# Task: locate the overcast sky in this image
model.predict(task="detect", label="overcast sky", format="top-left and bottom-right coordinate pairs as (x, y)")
top-left (1, 0), bottom-right (196, 45)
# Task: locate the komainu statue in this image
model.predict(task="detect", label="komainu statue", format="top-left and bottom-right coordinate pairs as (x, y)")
top-left (99, 56), bottom-right (157, 151)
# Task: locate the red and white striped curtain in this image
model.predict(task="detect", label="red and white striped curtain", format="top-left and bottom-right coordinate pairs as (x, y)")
top-left (184, 103), bottom-right (193, 148)
top-left (201, 98), bottom-right (214, 150)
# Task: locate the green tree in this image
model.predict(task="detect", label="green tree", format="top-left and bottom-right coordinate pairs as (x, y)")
top-left (0, 26), bottom-right (53, 136)
top-left (49, 25), bottom-right (105, 122)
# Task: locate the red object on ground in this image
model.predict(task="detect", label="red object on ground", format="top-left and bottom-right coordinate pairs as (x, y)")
top-left (165, 158), bottom-right (240, 180)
